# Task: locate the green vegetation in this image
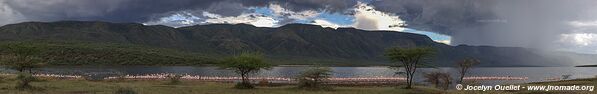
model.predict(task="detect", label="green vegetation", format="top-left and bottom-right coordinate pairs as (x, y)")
top-left (385, 47), bottom-right (435, 89)
top-left (2, 74), bottom-right (594, 94)
top-left (297, 67), bottom-right (333, 90)
top-left (0, 43), bottom-right (47, 90)
top-left (114, 87), bottom-right (137, 94)
top-left (0, 77), bottom-right (444, 94)
top-left (0, 41), bottom-right (214, 66)
top-left (165, 74), bottom-right (183, 85)
top-left (14, 73), bottom-right (36, 90)
top-left (218, 52), bottom-right (273, 89)
top-left (0, 43), bottom-right (46, 73)
top-left (2, 21), bottom-right (586, 67)
top-left (576, 65), bottom-right (597, 67)
top-left (0, 40), bottom-right (390, 66)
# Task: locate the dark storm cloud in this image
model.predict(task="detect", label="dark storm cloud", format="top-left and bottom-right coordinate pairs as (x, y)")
top-left (372, 0), bottom-right (597, 50)
top-left (1, 0), bottom-right (358, 24)
top-left (2, 0), bottom-right (249, 23)
top-left (370, 0), bottom-right (499, 35)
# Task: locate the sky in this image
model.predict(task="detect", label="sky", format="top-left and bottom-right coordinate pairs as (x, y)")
top-left (0, 0), bottom-right (596, 54)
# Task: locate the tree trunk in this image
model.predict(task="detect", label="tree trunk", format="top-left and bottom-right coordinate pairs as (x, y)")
top-left (406, 72), bottom-right (414, 89)
top-left (459, 75), bottom-right (465, 84)
top-left (241, 73), bottom-right (247, 84)
top-left (459, 68), bottom-right (467, 84)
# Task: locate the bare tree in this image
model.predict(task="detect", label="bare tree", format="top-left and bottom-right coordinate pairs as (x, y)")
top-left (456, 58), bottom-right (480, 84)
top-left (423, 71), bottom-right (452, 90)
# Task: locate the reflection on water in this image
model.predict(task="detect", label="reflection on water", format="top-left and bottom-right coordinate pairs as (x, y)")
top-left (1, 66), bottom-right (595, 84)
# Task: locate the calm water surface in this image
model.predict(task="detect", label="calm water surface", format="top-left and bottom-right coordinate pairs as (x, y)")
top-left (2, 66), bottom-right (596, 84)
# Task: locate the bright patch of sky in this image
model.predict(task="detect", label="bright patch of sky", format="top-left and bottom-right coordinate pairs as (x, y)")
top-left (143, 2), bottom-right (452, 45)
top-left (556, 20), bottom-right (597, 54)
top-left (202, 12), bottom-right (278, 27)
top-left (315, 13), bottom-right (354, 26)
top-left (143, 12), bottom-right (200, 27)
top-left (403, 28), bottom-right (452, 45)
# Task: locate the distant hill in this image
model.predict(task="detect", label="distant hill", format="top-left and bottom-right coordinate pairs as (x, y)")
top-left (0, 21), bottom-right (593, 66)
top-left (0, 41), bottom-right (213, 65)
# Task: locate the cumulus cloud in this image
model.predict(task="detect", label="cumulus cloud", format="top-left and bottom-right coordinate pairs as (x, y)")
top-left (558, 33), bottom-right (597, 54)
top-left (142, 3), bottom-right (323, 28)
top-left (310, 19), bottom-right (345, 29)
top-left (352, 2), bottom-right (406, 31)
top-left (269, 3), bottom-right (319, 20)
top-left (142, 12), bottom-right (201, 27)
top-left (557, 20), bottom-right (597, 54)
top-left (435, 40), bottom-right (451, 45)
top-left (202, 12), bottom-right (278, 27)
top-left (560, 33), bottom-right (597, 46)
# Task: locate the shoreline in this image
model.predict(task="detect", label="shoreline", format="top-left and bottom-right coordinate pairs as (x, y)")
top-left (37, 64), bottom-right (392, 67)
top-left (1, 73), bottom-right (529, 84)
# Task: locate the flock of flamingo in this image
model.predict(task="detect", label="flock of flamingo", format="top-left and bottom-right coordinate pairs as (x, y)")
top-left (2, 73), bottom-right (533, 84)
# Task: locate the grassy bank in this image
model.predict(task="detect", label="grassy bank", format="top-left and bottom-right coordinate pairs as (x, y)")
top-left (1, 75), bottom-right (596, 94)
top-left (0, 78), bottom-right (442, 94)
top-left (511, 77), bottom-right (597, 94)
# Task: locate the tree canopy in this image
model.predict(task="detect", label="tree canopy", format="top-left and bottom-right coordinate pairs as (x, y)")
top-left (218, 52), bottom-right (272, 89)
top-left (0, 43), bottom-right (45, 73)
top-left (385, 47), bottom-right (435, 89)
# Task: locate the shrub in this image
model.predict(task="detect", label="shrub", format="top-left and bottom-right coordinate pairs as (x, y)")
top-left (234, 82), bottom-right (254, 89)
top-left (258, 79), bottom-right (270, 86)
top-left (114, 87), bottom-right (137, 94)
top-left (0, 44), bottom-right (46, 73)
top-left (165, 74), bottom-right (182, 85)
top-left (423, 71), bottom-right (452, 90)
top-left (561, 74), bottom-right (572, 80)
top-left (82, 74), bottom-right (104, 81)
top-left (15, 72), bottom-right (36, 90)
top-left (297, 67), bottom-right (332, 90)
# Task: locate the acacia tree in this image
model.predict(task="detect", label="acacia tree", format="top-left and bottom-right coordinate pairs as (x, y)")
top-left (385, 47), bottom-right (435, 89)
top-left (219, 52), bottom-right (272, 89)
top-left (0, 44), bottom-right (45, 73)
top-left (297, 67), bottom-right (332, 90)
top-left (0, 44), bottom-right (46, 89)
top-left (456, 58), bottom-right (480, 84)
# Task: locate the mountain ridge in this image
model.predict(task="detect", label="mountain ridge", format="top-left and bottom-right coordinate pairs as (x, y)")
top-left (0, 21), bottom-right (593, 67)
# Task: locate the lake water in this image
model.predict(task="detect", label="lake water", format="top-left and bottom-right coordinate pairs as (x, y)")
top-left (2, 66), bottom-right (596, 84)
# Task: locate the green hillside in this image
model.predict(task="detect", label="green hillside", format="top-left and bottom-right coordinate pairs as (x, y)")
top-left (0, 21), bottom-right (593, 66)
top-left (0, 41), bottom-right (214, 65)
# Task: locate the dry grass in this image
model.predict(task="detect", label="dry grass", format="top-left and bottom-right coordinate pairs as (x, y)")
top-left (0, 76), bottom-right (444, 94)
